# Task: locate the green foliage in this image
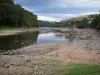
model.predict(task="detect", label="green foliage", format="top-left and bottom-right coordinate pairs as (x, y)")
top-left (65, 64), bottom-right (100, 75)
top-left (76, 18), bottom-right (91, 28)
top-left (55, 18), bottom-right (91, 28)
top-left (55, 21), bottom-right (74, 28)
top-left (0, 26), bottom-right (16, 30)
top-left (0, 0), bottom-right (14, 5)
top-left (91, 14), bottom-right (100, 29)
top-left (0, 0), bottom-right (38, 28)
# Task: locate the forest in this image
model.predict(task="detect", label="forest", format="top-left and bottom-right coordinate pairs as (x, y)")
top-left (38, 20), bottom-right (56, 27)
top-left (0, 0), bottom-right (38, 28)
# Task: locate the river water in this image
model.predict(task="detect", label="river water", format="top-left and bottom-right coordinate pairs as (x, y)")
top-left (0, 28), bottom-right (67, 50)
top-left (0, 28), bottom-right (100, 51)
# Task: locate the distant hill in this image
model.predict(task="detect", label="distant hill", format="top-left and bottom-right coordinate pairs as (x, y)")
top-left (55, 14), bottom-right (100, 28)
top-left (61, 15), bottom-right (96, 22)
top-left (38, 20), bottom-right (56, 27)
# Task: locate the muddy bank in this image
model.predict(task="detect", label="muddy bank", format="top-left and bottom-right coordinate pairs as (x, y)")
top-left (0, 28), bottom-right (39, 36)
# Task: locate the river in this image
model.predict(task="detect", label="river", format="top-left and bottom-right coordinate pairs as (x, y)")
top-left (0, 28), bottom-right (100, 52)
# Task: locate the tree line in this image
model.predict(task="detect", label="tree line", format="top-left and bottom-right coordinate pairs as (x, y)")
top-left (0, 0), bottom-right (38, 28)
top-left (38, 20), bottom-right (56, 27)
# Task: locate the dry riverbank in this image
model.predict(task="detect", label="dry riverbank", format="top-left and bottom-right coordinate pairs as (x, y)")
top-left (1, 42), bottom-right (100, 65)
top-left (45, 43), bottom-right (100, 64)
top-left (0, 28), bottom-right (39, 36)
top-left (0, 42), bottom-right (100, 75)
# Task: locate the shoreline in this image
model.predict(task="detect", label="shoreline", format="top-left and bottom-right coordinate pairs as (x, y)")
top-left (0, 28), bottom-right (40, 36)
top-left (1, 42), bottom-right (100, 64)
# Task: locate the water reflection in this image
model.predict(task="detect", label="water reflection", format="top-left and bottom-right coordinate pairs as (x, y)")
top-left (1, 28), bottom-right (100, 52)
top-left (0, 31), bottom-right (39, 51)
top-left (37, 32), bottom-right (67, 43)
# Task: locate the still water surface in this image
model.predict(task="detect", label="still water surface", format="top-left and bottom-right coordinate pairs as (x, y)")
top-left (0, 28), bottom-right (100, 51)
top-left (0, 29), bottom-right (70, 50)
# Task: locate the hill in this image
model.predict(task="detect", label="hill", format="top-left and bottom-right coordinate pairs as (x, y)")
top-left (61, 15), bottom-right (91, 22)
top-left (55, 14), bottom-right (100, 29)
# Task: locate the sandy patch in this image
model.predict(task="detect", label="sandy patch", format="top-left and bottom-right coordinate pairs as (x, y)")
top-left (45, 44), bottom-right (100, 64)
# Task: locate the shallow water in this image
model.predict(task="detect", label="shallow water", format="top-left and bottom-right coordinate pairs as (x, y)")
top-left (0, 31), bottom-right (39, 50)
top-left (0, 28), bottom-right (100, 51)
top-left (0, 30), bottom-right (69, 51)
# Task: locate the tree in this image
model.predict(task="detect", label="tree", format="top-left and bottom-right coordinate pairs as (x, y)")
top-left (0, 0), bottom-right (14, 5)
top-left (91, 14), bottom-right (100, 29)
top-left (0, 0), bottom-right (38, 27)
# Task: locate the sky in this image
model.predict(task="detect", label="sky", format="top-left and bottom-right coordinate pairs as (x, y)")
top-left (14, 0), bottom-right (100, 22)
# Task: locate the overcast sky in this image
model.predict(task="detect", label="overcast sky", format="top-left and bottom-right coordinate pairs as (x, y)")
top-left (14, 0), bottom-right (100, 21)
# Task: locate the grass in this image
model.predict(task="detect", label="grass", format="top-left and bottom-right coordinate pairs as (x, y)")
top-left (42, 58), bottom-right (100, 75)
top-left (31, 58), bottom-right (100, 75)
top-left (65, 64), bottom-right (100, 75)
top-left (0, 26), bottom-right (16, 30)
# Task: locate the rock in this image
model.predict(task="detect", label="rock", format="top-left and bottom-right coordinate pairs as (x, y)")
top-left (4, 64), bottom-right (10, 68)
top-left (92, 58), bottom-right (95, 60)
top-left (96, 52), bottom-right (100, 54)
top-left (79, 34), bottom-right (92, 40)
top-left (26, 59), bottom-right (31, 63)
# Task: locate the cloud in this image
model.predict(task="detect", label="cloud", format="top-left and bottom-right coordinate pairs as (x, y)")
top-left (37, 11), bottom-right (98, 19)
top-left (80, 12), bottom-right (99, 15)
top-left (48, 4), bottom-right (67, 8)
top-left (36, 11), bottom-right (99, 21)
top-left (14, 0), bottom-right (100, 21)
top-left (56, 12), bottom-right (99, 17)
top-left (49, 0), bottom-right (100, 8)
top-left (38, 16), bottom-right (61, 21)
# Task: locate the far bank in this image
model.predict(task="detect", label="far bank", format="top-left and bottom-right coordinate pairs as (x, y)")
top-left (0, 28), bottom-right (39, 36)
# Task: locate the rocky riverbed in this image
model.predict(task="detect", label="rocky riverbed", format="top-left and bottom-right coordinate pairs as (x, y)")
top-left (0, 28), bottom-right (100, 75)
top-left (0, 42), bottom-right (100, 75)
top-left (55, 28), bottom-right (100, 50)
top-left (0, 43), bottom-right (65, 75)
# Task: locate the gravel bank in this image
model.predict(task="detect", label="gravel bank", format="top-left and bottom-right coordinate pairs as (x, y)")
top-left (55, 28), bottom-right (100, 50)
top-left (1, 43), bottom-right (62, 55)
top-left (0, 43), bottom-right (64, 75)
top-left (0, 42), bottom-right (100, 75)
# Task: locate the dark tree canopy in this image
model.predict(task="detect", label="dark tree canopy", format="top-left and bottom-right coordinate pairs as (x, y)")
top-left (38, 20), bottom-right (56, 27)
top-left (0, 0), bottom-right (38, 27)
top-left (91, 14), bottom-right (100, 29)
top-left (0, 0), bottom-right (14, 5)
